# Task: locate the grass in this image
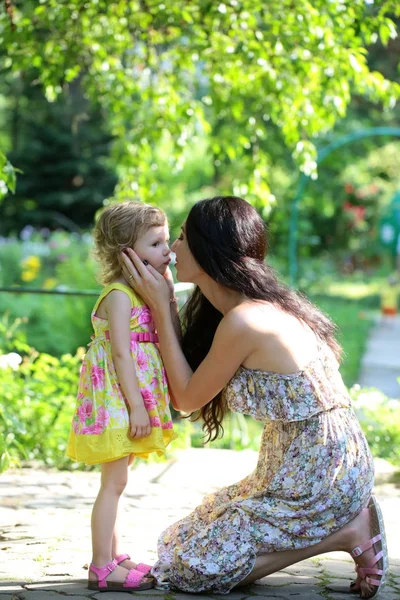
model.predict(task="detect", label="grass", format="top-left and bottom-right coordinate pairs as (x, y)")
top-left (310, 293), bottom-right (376, 387)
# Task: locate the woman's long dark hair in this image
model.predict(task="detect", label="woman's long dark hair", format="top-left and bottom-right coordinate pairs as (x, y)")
top-left (181, 196), bottom-right (341, 442)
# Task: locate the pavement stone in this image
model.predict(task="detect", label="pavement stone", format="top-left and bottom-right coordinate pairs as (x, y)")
top-left (358, 315), bottom-right (400, 398)
top-left (0, 449), bottom-right (399, 600)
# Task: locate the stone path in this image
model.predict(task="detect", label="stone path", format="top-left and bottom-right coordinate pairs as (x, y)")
top-left (358, 315), bottom-right (400, 398)
top-left (1, 449), bottom-right (399, 599)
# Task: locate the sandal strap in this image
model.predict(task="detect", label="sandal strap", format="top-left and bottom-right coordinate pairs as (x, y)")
top-left (350, 534), bottom-right (381, 558)
top-left (89, 559), bottom-right (118, 588)
top-left (124, 568), bottom-right (146, 587)
top-left (115, 553), bottom-right (131, 564)
top-left (357, 567), bottom-right (384, 577)
top-left (136, 563), bottom-right (152, 574)
top-left (366, 576), bottom-right (383, 587)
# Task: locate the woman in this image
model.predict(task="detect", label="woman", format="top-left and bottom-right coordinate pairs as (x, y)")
top-left (122, 196), bottom-right (387, 598)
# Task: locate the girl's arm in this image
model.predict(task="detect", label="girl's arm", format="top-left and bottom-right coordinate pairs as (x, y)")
top-left (106, 290), bottom-right (151, 439)
top-left (121, 251), bottom-right (254, 413)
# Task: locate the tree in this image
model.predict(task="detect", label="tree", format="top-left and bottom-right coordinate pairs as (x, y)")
top-left (1, 0), bottom-right (400, 210)
top-left (0, 75), bottom-right (117, 234)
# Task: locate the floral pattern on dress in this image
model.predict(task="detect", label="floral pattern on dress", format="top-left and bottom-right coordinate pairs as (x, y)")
top-left (151, 344), bottom-right (374, 594)
top-left (66, 283), bottom-right (176, 465)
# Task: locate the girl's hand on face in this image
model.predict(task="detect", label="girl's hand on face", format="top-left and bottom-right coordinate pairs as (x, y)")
top-left (121, 248), bottom-right (170, 310)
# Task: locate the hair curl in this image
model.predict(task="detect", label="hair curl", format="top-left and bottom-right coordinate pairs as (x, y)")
top-left (181, 196), bottom-right (342, 442)
top-left (93, 201), bottom-right (166, 285)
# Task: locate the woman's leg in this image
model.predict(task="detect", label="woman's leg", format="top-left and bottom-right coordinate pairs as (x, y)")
top-left (239, 506), bottom-right (376, 597)
top-left (90, 456), bottom-right (131, 583)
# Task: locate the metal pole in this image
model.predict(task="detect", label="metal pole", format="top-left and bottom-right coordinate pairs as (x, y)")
top-left (288, 127), bottom-right (400, 287)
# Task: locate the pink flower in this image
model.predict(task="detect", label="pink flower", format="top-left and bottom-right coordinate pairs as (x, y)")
top-left (77, 400), bottom-right (93, 423)
top-left (134, 348), bottom-right (149, 370)
top-left (141, 388), bottom-right (157, 410)
top-left (91, 365), bottom-right (105, 390)
top-left (96, 406), bottom-right (110, 429)
top-left (144, 398), bottom-right (157, 410)
top-left (81, 423), bottom-right (104, 435)
top-left (161, 421), bottom-right (173, 430)
top-left (149, 416), bottom-right (161, 427)
top-left (73, 419), bottom-right (81, 433)
top-left (137, 307), bottom-right (152, 326)
top-left (141, 388), bottom-right (153, 400)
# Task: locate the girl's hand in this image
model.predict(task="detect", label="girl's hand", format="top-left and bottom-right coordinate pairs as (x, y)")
top-left (120, 248), bottom-right (170, 311)
top-left (129, 404), bottom-right (151, 439)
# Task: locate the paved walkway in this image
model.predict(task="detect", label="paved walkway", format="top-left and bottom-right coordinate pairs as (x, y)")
top-left (0, 449), bottom-right (399, 600)
top-left (358, 315), bottom-right (400, 398)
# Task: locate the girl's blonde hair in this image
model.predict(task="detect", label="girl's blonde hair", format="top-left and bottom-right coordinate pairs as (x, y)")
top-left (93, 201), bottom-right (166, 285)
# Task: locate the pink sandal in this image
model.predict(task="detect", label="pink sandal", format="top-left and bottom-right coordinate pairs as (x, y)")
top-left (115, 553), bottom-right (153, 576)
top-left (349, 495), bottom-right (389, 598)
top-left (88, 558), bottom-right (154, 592)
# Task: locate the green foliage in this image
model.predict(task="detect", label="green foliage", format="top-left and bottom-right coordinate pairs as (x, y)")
top-left (0, 79), bottom-right (117, 235)
top-left (0, 151), bottom-right (16, 200)
top-left (310, 293), bottom-right (375, 387)
top-left (1, 0), bottom-right (399, 209)
top-left (0, 315), bottom-right (81, 472)
top-left (351, 385), bottom-right (400, 466)
top-left (0, 230), bottom-right (98, 355)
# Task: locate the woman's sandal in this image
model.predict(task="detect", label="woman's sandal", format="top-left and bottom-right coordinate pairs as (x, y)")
top-left (348, 495), bottom-right (389, 598)
top-left (88, 559), bottom-right (154, 592)
top-left (115, 553), bottom-right (153, 576)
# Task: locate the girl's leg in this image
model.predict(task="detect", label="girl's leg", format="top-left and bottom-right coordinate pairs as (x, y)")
top-left (90, 456), bottom-right (131, 583)
top-left (239, 506), bottom-right (376, 597)
top-left (111, 454), bottom-right (141, 570)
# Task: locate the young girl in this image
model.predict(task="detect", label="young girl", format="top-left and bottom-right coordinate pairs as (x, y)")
top-left (66, 201), bottom-right (177, 592)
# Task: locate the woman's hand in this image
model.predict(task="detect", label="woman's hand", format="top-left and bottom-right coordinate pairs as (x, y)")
top-left (120, 248), bottom-right (170, 311)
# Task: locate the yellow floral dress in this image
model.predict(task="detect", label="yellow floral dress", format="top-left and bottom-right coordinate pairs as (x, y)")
top-left (66, 283), bottom-right (176, 465)
top-left (152, 342), bottom-right (374, 594)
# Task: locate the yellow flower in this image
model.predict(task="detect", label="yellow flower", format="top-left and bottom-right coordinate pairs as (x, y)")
top-left (21, 255), bottom-right (41, 270)
top-left (43, 278), bottom-right (57, 289)
top-left (21, 270), bottom-right (38, 282)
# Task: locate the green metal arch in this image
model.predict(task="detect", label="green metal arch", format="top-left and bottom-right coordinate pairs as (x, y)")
top-left (288, 126), bottom-right (400, 286)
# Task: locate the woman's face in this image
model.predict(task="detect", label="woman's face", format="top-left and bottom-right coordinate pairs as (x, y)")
top-left (171, 223), bottom-right (202, 283)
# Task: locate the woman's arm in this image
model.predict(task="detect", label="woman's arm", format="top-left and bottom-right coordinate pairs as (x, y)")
top-left (155, 306), bottom-right (252, 412)
top-left (106, 290), bottom-right (151, 439)
top-left (121, 250), bottom-right (253, 412)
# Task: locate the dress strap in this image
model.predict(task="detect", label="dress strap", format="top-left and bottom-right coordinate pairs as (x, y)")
top-left (92, 282), bottom-right (144, 314)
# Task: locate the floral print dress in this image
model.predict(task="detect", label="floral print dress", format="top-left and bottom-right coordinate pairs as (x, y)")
top-left (152, 342), bottom-right (374, 594)
top-left (66, 283), bottom-right (176, 465)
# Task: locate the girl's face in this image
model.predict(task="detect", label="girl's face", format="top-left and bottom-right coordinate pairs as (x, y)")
top-left (134, 223), bottom-right (171, 275)
top-left (171, 223), bottom-right (203, 282)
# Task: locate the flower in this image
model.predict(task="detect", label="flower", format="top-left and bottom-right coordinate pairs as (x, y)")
top-left (81, 423), bottom-right (104, 435)
top-left (96, 406), bottom-right (110, 428)
top-left (150, 416), bottom-right (161, 427)
top-left (20, 254), bottom-right (41, 282)
top-left (43, 278), bottom-right (57, 289)
top-left (0, 352), bottom-right (22, 370)
top-left (91, 365), bottom-right (105, 390)
top-left (77, 400), bottom-right (93, 423)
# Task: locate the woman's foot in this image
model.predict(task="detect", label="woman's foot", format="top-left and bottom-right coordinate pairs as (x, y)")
top-left (339, 500), bottom-right (387, 598)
